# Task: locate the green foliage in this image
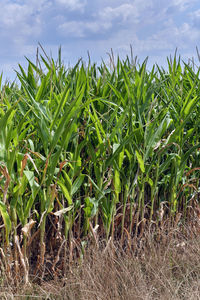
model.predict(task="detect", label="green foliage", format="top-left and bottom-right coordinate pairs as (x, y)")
top-left (0, 48), bottom-right (200, 276)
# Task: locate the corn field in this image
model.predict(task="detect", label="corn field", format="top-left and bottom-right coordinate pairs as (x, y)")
top-left (0, 47), bottom-right (200, 282)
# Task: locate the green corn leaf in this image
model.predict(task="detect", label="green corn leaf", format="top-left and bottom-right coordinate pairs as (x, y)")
top-left (72, 174), bottom-right (85, 195)
top-left (35, 71), bottom-right (50, 102)
top-left (62, 170), bottom-right (72, 194)
top-left (23, 171), bottom-right (40, 219)
top-left (50, 85), bottom-right (70, 131)
top-left (114, 169), bottom-right (121, 195)
top-left (49, 83), bottom-right (85, 154)
top-left (135, 150), bottom-right (145, 173)
top-left (24, 170), bottom-right (40, 199)
top-left (181, 96), bottom-right (198, 117)
top-left (0, 201), bottom-right (11, 245)
top-left (57, 180), bottom-right (72, 206)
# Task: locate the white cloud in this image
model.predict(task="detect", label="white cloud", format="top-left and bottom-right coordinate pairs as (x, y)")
top-left (59, 20), bottom-right (111, 37)
top-left (59, 21), bottom-right (85, 37)
top-left (0, 0), bottom-right (49, 26)
top-left (0, 0), bottom-right (46, 37)
top-left (55, 0), bottom-right (87, 11)
top-left (177, 22), bottom-right (200, 41)
top-left (190, 9), bottom-right (200, 26)
top-left (99, 4), bottom-right (139, 23)
top-left (193, 9), bottom-right (200, 17)
top-left (0, 3), bottom-right (29, 27)
top-left (172, 0), bottom-right (197, 11)
top-left (84, 15), bottom-right (199, 65)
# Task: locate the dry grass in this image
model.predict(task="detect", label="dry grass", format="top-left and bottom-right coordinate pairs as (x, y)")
top-left (1, 225), bottom-right (200, 299)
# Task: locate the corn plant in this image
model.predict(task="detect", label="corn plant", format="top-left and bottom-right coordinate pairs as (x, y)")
top-left (0, 47), bottom-right (200, 281)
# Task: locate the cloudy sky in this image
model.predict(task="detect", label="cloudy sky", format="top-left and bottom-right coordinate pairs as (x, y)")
top-left (1, 0), bottom-right (200, 81)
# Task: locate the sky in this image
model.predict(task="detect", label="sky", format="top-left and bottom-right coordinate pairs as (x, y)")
top-left (1, 0), bottom-right (200, 82)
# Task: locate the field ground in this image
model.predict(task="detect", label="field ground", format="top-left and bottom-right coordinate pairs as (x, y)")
top-left (1, 224), bottom-right (200, 300)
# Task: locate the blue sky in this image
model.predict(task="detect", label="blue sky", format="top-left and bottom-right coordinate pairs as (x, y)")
top-left (1, 0), bottom-right (200, 82)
